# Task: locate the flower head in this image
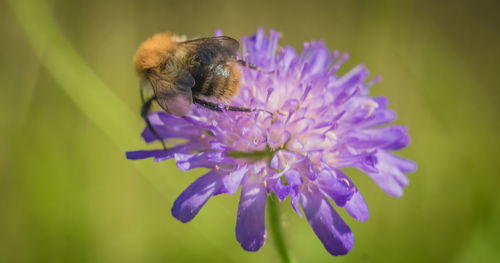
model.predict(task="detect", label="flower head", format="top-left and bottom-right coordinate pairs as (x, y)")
top-left (127, 28), bottom-right (416, 255)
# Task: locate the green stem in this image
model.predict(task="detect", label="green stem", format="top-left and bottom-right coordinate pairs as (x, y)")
top-left (267, 195), bottom-right (292, 263)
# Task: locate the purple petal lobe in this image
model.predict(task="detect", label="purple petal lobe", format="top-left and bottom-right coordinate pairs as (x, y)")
top-left (270, 153), bottom-right (280, 169)
top-left (142, 112), bottom-right (203, 142)
top-left (172, 171), bottom-right (224, 223)
top-left (300, 186), bottom-right (354, 255)
top-left (344, 191), bottom-right (369, 222)
top-left (236, 175), bottom-right (267, 252)
top-left (317, 168), bottom-right (354, 207)
top-left (268, 177), bottom-right (290, 201)
top-left (126, 150), bottom-right (166, 160)
top-left (214, 29), bottom-right (223, 36)
top-left (285, 169), bottom-right (303, 186)
top-left (290, 188), bottom-right (302, 217)
top-left (346, 126), bottom-right (410, 150)
top-left (175, 152), bottom-right (232, 171)
top-left (333, 64), bottom-right (368, 90)
top-left (361, 109), bottom-right (397, 128)
top-left (364, 150), bottom-right (416, 197)
top-left (223, 165), bottom-right (249, 195)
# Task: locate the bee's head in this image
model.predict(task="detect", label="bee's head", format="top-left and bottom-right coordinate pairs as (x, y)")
top-left (134, 33), bottom-right (177, 74)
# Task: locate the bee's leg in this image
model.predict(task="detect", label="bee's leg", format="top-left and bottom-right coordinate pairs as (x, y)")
top-left (141, 90), bottom-right (167, 151)
top-left (192, 97), bottom-right (224, 112)
top-left (237, 59), bottom-right (274, 74)
top-left (193, 97), bottom-right (272, 115)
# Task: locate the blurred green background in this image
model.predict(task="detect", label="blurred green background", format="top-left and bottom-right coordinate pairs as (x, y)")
top-left (1, 0), bottom-right (499, 262)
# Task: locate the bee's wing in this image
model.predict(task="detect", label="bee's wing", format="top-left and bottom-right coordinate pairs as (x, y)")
top-left (181, 36), bottom-right (240, 64)
top-left (151, 70), bottom-right (195, 117)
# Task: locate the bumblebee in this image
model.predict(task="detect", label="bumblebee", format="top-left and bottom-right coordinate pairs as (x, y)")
top-left (134, 33), bottom-right (266, 148)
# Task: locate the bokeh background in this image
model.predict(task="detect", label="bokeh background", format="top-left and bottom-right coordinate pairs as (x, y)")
top-left (1, 0), bottom-right (499, 262)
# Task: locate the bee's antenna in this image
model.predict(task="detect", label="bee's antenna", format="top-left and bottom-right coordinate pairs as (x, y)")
top-left (237, 60), bottom-right (274, 74)
top-left (141, 88), bottom-right (168, 151)
top-left (193, 97), bottom-right (272, 116)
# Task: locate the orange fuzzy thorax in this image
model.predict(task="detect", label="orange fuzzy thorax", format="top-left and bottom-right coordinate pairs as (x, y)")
top-left (134, 33), bottom-right (178, 74)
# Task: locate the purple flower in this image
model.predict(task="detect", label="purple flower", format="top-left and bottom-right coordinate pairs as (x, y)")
top-left (127, 28), bottom-right (416, 255)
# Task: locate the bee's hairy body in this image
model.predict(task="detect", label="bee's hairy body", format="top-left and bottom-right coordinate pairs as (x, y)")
top-left (134, 33), bottom-right (242, 117)
top-left (160, 47), bottom-right (241, 101)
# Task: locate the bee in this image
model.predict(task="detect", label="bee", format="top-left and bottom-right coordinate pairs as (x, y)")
top-left (134, 33), bottom-right (268, 149)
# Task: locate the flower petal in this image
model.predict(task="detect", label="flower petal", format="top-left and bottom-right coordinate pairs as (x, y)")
top-left (332, 64), bottom-right (368, 91)
top-left (344, 191), bottom-right (369, 222)
top-left (125, 150), bottom-right (167, 160)
top-left (317, 168), bottom-right (354, 207)
top-left (142, 112), bottom-right (203, 142)
top-left (290, 187), bottom-right (302, 217)
top-left (360, 108), bottom-right (397, 128)
top-left (222, 165), bottom-right (249, 195)
top-left (171, 171), bottom-right (225, 223)
top-left (268, 177), bottom-right (290, 201)
top-left (300, 185), bottom-right (354, 255)
top-left (175, 152), bottom-right (233, 171)
top-left (236, 174), bottom-right (267, 252)
top-left (345, 125), bottom-right (410, 150)
top-left (364, 150), bottom-right (417, 197)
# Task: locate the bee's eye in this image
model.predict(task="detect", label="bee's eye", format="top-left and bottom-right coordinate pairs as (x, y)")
top-left (145, 68), bottom-right (153, 74)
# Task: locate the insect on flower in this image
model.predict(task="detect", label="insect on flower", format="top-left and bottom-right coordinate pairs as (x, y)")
top-left (134, 33), bottom-right (270, 148)
top-left (127, 29), bottom-right (417, 256)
